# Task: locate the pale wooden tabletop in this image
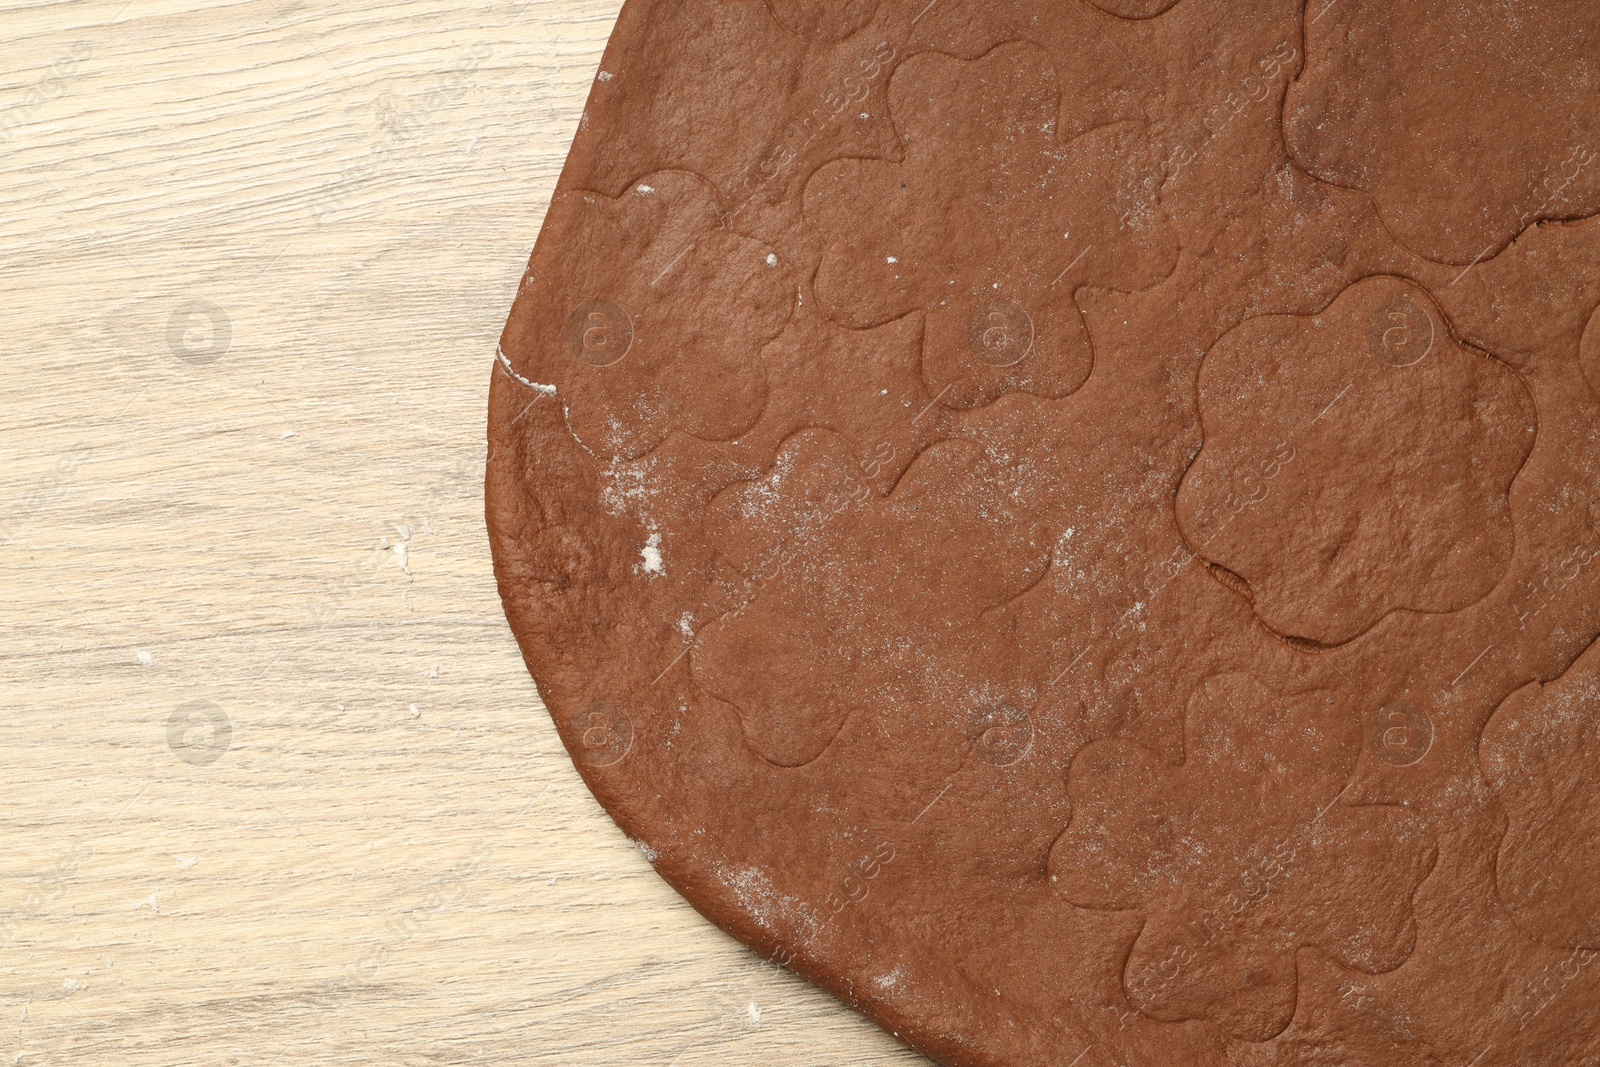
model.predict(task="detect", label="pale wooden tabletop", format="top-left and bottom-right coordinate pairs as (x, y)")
top-left (0, 2), bottom-right (931, 1063)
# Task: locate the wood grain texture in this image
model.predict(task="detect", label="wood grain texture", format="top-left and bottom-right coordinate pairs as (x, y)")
top-left (0, 2), bottom-right (932, 1063)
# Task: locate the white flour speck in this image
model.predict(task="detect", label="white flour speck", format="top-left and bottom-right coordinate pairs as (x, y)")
top-left (640, 533), bottom-right (664, 576)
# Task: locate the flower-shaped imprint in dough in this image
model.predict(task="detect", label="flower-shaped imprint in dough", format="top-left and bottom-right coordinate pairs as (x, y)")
top-left (690, 430), bottom-right (1050, 767)
top-left (1051, 673), bottom-right (1437, 1041)
top-left (500, 170), bottom-right (794, 461)
top-left (1286, 0), bottom-right (1600, 265)
top-left (1582, 303), bottom-right (1600, 404)
top-left (805, 41), bottom-right (1176, 410)
top-left (762, 0), bottom-right (878, 40)
top-left (1175, 277), bottom-right (1536, 647)
top-left (1087, 0), bottom-right (1180, 17)
top-left (1481, 636), bottom-right (1600, 950)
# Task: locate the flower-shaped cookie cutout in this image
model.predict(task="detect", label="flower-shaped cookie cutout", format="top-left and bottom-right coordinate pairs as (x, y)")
top-left (1175, 277), bottom-right (1536, 647)
top-left (500, 170), bottom-right (794, 460)
top-left (1052, 673), bottom-right (1436, 1041)
top-left (1481, 637), bottom-right (1600, 950)
top-left (1286, 0), bottom-right (1600, 264)
top-left (805, 42), bottom-right (1175, 410)
top-left (689, 430), bottom-right (1049, 767)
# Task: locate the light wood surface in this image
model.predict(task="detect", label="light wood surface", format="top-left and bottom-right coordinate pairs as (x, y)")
top-left (0, 2), bottom-right (931, 1063)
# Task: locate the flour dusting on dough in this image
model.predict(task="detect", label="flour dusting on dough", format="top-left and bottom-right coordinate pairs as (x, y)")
top-left (599, 453), bottom-right (666, 525)
top-left (639, 532), bottom-right (664, 576)
top-left (495, 344), bottom-right (556, 394)
top-left (718, 864), bottom-right (822, 943)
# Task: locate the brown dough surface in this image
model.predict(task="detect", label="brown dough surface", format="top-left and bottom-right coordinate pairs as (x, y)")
top-left (486, 2), bottom-right (1600, 1063)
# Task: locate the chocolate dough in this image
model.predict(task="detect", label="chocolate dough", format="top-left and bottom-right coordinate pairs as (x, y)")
top-left (488, 1), bottom-right (1600, 1063)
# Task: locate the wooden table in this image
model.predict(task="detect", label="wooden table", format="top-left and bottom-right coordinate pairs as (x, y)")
top-left (0, 2), bottom-right (930, 1062)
